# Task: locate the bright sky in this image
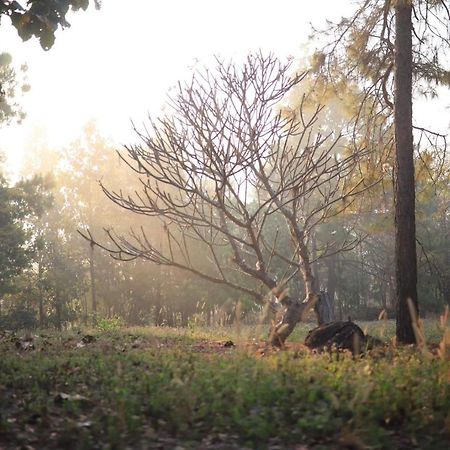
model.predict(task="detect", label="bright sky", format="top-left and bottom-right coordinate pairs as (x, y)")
top-left (0, 0), bottom-right (351, 176)
top-left (0, 0), bottom-right (448, 177)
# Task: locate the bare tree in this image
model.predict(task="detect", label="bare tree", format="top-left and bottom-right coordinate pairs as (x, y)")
top-left (84, 53), bottom-right (366, 346)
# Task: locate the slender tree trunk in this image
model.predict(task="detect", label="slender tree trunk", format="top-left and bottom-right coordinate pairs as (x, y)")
top-left (154, 261), bottom-right (163, 326)
top-left (359, 244), bottom-right (365, 309)
top-left (311, 233), bottom-right (320, 293)
top-left (326, 254), bottom-right (337, 306)
top-left (311, 234), bottom-right (335, 324)
top-left (82, 293), bottom-right (88, 324)
top-left (317, 254), bottom-right (337, 324)
top-left (394, 1), bottom-right (418, 344)
top-left (338, 297), bottom-right (343, 321)
top-left (38, 298), bottom-right (45, 327)
top-left (89, 242), bottom-right (98, 325)
top-left (38, 261), bottom-right (45, 328)
top-left (380, 281), bottom-right (387, 311)
top-left (55, 291), bottom-right (62, 331)
top-left (315, 291), bottom-right (336, 325)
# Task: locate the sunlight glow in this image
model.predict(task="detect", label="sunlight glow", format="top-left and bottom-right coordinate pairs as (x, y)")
top-left (0, 0), bottom-right (349, 177)
top-left (0, 0), bottom-right (447, 177)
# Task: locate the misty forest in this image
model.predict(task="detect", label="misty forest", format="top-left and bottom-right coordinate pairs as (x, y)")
top-left (1, 1), bottom-right (450, 449)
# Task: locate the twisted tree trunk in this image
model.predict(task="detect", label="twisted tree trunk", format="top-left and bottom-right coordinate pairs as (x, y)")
top-left (268, 231), bottom-right (336, 346)
top-left (269, 294), bottom-right (316, 347)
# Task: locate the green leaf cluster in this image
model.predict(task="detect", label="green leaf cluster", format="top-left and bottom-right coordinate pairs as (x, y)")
top-left (1, 0), bottom-right (100, 50)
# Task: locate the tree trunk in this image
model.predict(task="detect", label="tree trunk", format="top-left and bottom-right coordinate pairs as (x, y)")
top-left (311, 233), bottom-right (320, 293)
top-left (154, 263), bottom-right (163, 326)
top-left (269, 296), bottom-right (309, 347)
top-left (394, 1), bottom-right (418, 344)
top-left (268, 226), bottom-right (342, 346)
top-left (89, 242), bottom-right (98, 325)
top-left (82, 293), bottom-right (88, 324)
top-left (38, 261), bottom-right (45, 328)
top-left (315, 291), bottom-right (335, 325)
top-left (380, 281), bottom-right (387, 311)
top-left (326, 254), bottom-right (337, 306)
top-left (55, 292), bottom-right (62, 331)
top-left (313, 254), bottom-right (338, 325)
top-left (39, 297), bottom-right (45, 328)
top-left (269, 238), bottom-right (318, 346)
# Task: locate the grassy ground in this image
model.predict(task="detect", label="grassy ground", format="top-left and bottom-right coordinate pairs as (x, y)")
top-left (1, 320), bottom-right (450, 449)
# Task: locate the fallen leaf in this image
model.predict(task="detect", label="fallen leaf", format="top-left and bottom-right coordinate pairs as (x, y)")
top-left (54, 392), bottom-right (90, 405)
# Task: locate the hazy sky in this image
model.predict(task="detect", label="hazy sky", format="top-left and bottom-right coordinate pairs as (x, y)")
top-left (0, 0), bottom-right (351, 175)
top-left (0, 0), bottom-right (448, 176)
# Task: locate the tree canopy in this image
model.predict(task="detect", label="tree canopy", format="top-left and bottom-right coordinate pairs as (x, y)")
top-left (1, 0), bottom-right (101, 50)
top-left (0, 52), bottom-right (29, 125)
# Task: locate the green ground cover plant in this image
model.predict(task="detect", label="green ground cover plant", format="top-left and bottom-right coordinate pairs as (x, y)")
top-left (1, 321), bottom-right (450, 449)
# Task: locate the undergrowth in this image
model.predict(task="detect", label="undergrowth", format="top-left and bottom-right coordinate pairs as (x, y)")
top-left (1, 321), bottom-right (450, 449)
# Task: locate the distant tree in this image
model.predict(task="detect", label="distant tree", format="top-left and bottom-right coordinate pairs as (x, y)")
top-left (0, 180), bottom-right (89, 329)
top-left (21, 125), bottom-right (172, 326)
top-left (0, 170), bottom-right (52, 315)
top-left (34, 205), bottom-right (87, 329)
top-left (0, 52), bottom-right (29, 125)
top-left (85, 54), bottom-right (368, 346)
top-left (1, 0), bottom-right (101, 50)
top-left (0, 176), bottom-right (29, 302)
top-left (415, 151), bottom-right (450, 310)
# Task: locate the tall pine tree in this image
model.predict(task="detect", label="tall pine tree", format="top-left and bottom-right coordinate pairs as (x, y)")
top-left (313, 0), bottom-right (450, 343)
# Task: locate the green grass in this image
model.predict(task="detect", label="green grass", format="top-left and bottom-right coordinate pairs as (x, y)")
top-left (1, 322), bottom-right (450, 449)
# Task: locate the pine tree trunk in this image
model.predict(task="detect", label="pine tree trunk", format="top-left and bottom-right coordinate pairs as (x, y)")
top-left (394, 1), bottom-right (418, 344)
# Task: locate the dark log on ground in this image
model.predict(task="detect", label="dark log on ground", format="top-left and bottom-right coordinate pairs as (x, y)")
top-left (305, 321), bottom-right (368, 355)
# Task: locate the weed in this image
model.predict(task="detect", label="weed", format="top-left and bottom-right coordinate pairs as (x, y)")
top-left (96, 316), bottom-right (124, 332)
